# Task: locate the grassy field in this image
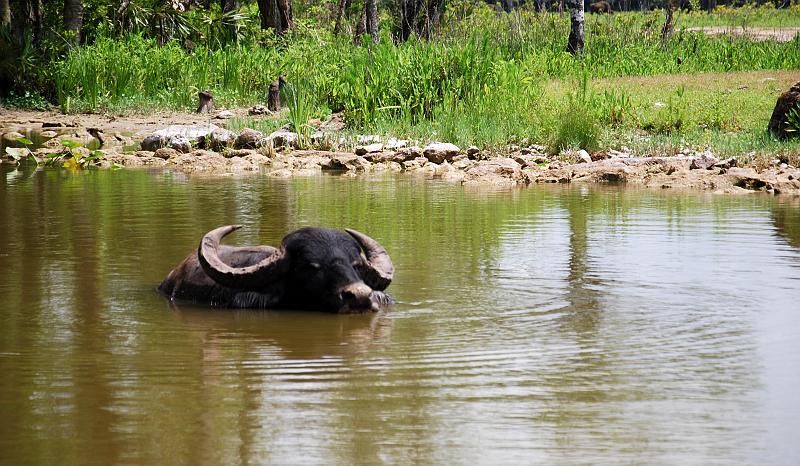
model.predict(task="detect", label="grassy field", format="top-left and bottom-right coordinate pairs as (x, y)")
top-left (11, 6), bottom-right (800, 159)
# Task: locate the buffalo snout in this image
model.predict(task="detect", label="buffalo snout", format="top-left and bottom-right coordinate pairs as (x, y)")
top-left (339, 282), bottom-right (375, 312)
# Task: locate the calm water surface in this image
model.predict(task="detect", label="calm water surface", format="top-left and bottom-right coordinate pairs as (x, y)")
top-left (1, 166), bottom-right (799, 465)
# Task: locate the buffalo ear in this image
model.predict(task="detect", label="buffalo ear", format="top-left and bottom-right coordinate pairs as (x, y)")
top-left (345, 229), bottom-right (394, 291)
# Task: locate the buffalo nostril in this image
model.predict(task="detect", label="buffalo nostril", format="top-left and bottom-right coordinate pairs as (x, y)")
top-left (341, 289), bottom-right (357, 302)
top-left (340, 283), bottom-right (372, 309)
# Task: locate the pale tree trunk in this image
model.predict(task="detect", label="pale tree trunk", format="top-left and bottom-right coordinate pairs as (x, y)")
top-left (1, 0), bottom-right (11, 28)
top-left (64, 0), bottom-right (83, 44)
top-left (365, 0), bottom-right (378, 43)
top-left (565, 0), bottom-right (583, 54)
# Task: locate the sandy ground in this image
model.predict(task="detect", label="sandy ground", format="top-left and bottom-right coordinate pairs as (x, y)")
top-left (686, 26), bottom-right (800, 43)
top-left (0, 108), bottom-right (252, 140)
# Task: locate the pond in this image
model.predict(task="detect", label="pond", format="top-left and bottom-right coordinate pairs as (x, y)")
top-left (1, 166), bottom-right (799, 465)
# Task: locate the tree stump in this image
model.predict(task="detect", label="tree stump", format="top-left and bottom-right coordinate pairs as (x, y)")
top-left (768, 81), bottom-right (800, 140)
top-left (197, 91), bottom-right (214, 114)
top-left (268, 81), bottom-right (281, 111)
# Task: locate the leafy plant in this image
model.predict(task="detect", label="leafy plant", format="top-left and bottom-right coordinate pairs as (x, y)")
top-left (4, 137), bottom-right (38, 165)
top-left (548, 74), bottom-right (601, 153)
top-left (42, 140), bottom-right (105, 170)
top-left (282, 81), bottom-right (315, 149)
top-left (785, 104), bottom-right (800, 136)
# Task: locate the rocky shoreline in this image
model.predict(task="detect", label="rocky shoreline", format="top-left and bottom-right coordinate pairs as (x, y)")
top-left (2, 113), bottom-right (800, 195)
top-left (57, 144), bottom-right (800, 196)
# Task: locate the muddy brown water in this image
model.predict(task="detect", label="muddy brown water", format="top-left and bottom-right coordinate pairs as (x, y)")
top-left (1, 166), bottom-right (799, 465)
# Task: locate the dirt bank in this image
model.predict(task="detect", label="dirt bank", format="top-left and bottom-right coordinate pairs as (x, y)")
top-left (2, 108), bottom-right (799, 195)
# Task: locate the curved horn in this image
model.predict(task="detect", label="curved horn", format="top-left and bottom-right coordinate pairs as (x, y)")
top-left (198, 225), bottom-right (289, 289)
top-left (346, 229), bottom-right (394, 291)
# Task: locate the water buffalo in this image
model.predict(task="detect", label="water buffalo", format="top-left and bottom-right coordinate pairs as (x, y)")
top-left (159, 225), bottom-right (394, 312)
top-left (590, 1), bottom-right (613, 13)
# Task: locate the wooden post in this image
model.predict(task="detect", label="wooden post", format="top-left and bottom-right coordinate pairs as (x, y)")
top-left (268, 81), bottom-right (281, 111)
top-left (197, 91), bottom-right (214, 113)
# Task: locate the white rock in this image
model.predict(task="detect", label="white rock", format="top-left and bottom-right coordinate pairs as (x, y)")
top-left (423, 142), bottom-right (460, 164)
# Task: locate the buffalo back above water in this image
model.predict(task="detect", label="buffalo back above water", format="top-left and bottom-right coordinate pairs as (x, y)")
top-left (159, 225), bottom-right (394, 312)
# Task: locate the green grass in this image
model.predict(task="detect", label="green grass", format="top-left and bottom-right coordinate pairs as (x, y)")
top-left (42, 7), bottom-right (800, 159)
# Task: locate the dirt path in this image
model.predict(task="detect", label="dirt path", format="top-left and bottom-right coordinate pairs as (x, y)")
top-left (686, 26), bottom-right (800, 43)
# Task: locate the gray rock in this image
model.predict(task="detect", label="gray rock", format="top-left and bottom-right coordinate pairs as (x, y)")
top-left (463, 158), bottom-right (524, 186)
top-left (214, 110), bottom-right (235, 119)
top-left (248, 105), bottom-right (270, 116)
top-left (266, 128), bottom-right (298, 149)
top-left (140, 134), bottom-right (165, 152)
top-left (357, 134), bottom-right (381, 144)
top-left (690, 151), bottom-right (720, 170)
top-left (355, 143), bottom-right (383, 155)
top-left (205, 128), bottom-right (236, 151)
top-left (385, 138), bottom-right (408, 150)
top-left (167, 135), bottom-right (192, 153)
top-left (466, 145), bottom-right (480, 157)
top-left (154, 147), bottom-right (180, 159)
top-left (234, 128), bottom-right (265, 149)
top-left (714, 157), bottom-right (738, 169)
top-left (394, 146), bottom-right (424, 162)
top-left (141, 124), bottom-right (223, 152)
top-left (423, 142), bottom-right (460, 164)
top-left (577, 150), bottom-right (592, 164)
top-left (2, 131), bottom-right (26, 146)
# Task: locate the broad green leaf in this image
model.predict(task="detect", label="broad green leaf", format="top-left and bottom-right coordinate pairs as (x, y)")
top-left (16, 137), bottom-right (34, 145)
top-left (61, 139), bottom-right (82, 149)
top-left (5, 147), bottom-right (25, 160)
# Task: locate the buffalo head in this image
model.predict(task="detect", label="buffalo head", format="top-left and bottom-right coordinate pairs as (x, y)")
top-left (159, 225), bottom-right (394, 312)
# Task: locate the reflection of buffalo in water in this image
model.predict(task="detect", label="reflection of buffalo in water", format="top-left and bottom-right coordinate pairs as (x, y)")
top-left (173, 305), bottom-right (394, 359)
top-left (160, 225), bottom-right (394, 312)
top-left (589, 1), bottom-right (613, 13)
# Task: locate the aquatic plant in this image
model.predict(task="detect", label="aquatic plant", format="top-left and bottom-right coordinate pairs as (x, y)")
top-left (4, 137), bottom-right (37, 165)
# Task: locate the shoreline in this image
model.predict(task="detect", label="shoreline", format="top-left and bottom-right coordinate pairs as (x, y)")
top-left (2, 108), bottom-right (799, 196)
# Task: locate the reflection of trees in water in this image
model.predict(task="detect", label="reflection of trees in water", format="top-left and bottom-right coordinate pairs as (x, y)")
top-left (770, 195), bottom-right (800, 250)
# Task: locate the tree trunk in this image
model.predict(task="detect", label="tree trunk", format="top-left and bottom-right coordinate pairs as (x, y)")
top-left (277, 0), bottom-right (292, 30)
top-left (197, 91), bottom-right (214, 113)
top-left (220, 0), bottom-right (239, 38)
top-left (661, 2), bottom-right (674, 43)
top-left (399, 0), bottom-right (419, 41)
top-left (268, 80), bottom-right (281, 111)
top-left (421, 0), bottom-right (444, 40)
top-left (333, 0), bottom-right (347, 35)
top-left (355, 6), bottom-right (366, 41)
top-left (257, 0), bottom-right (291, 33)
top-left (1, 0), bottom-right (11, 28)
top-left (64, 0), bottom-right (83, 44)
top-left (566, 0), bottom-right (584, 55)
top-left (365, 0), bottom-right (378, 43)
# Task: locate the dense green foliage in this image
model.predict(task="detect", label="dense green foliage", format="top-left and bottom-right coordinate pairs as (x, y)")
top-left (4, 3), bottom-right (800, 155)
